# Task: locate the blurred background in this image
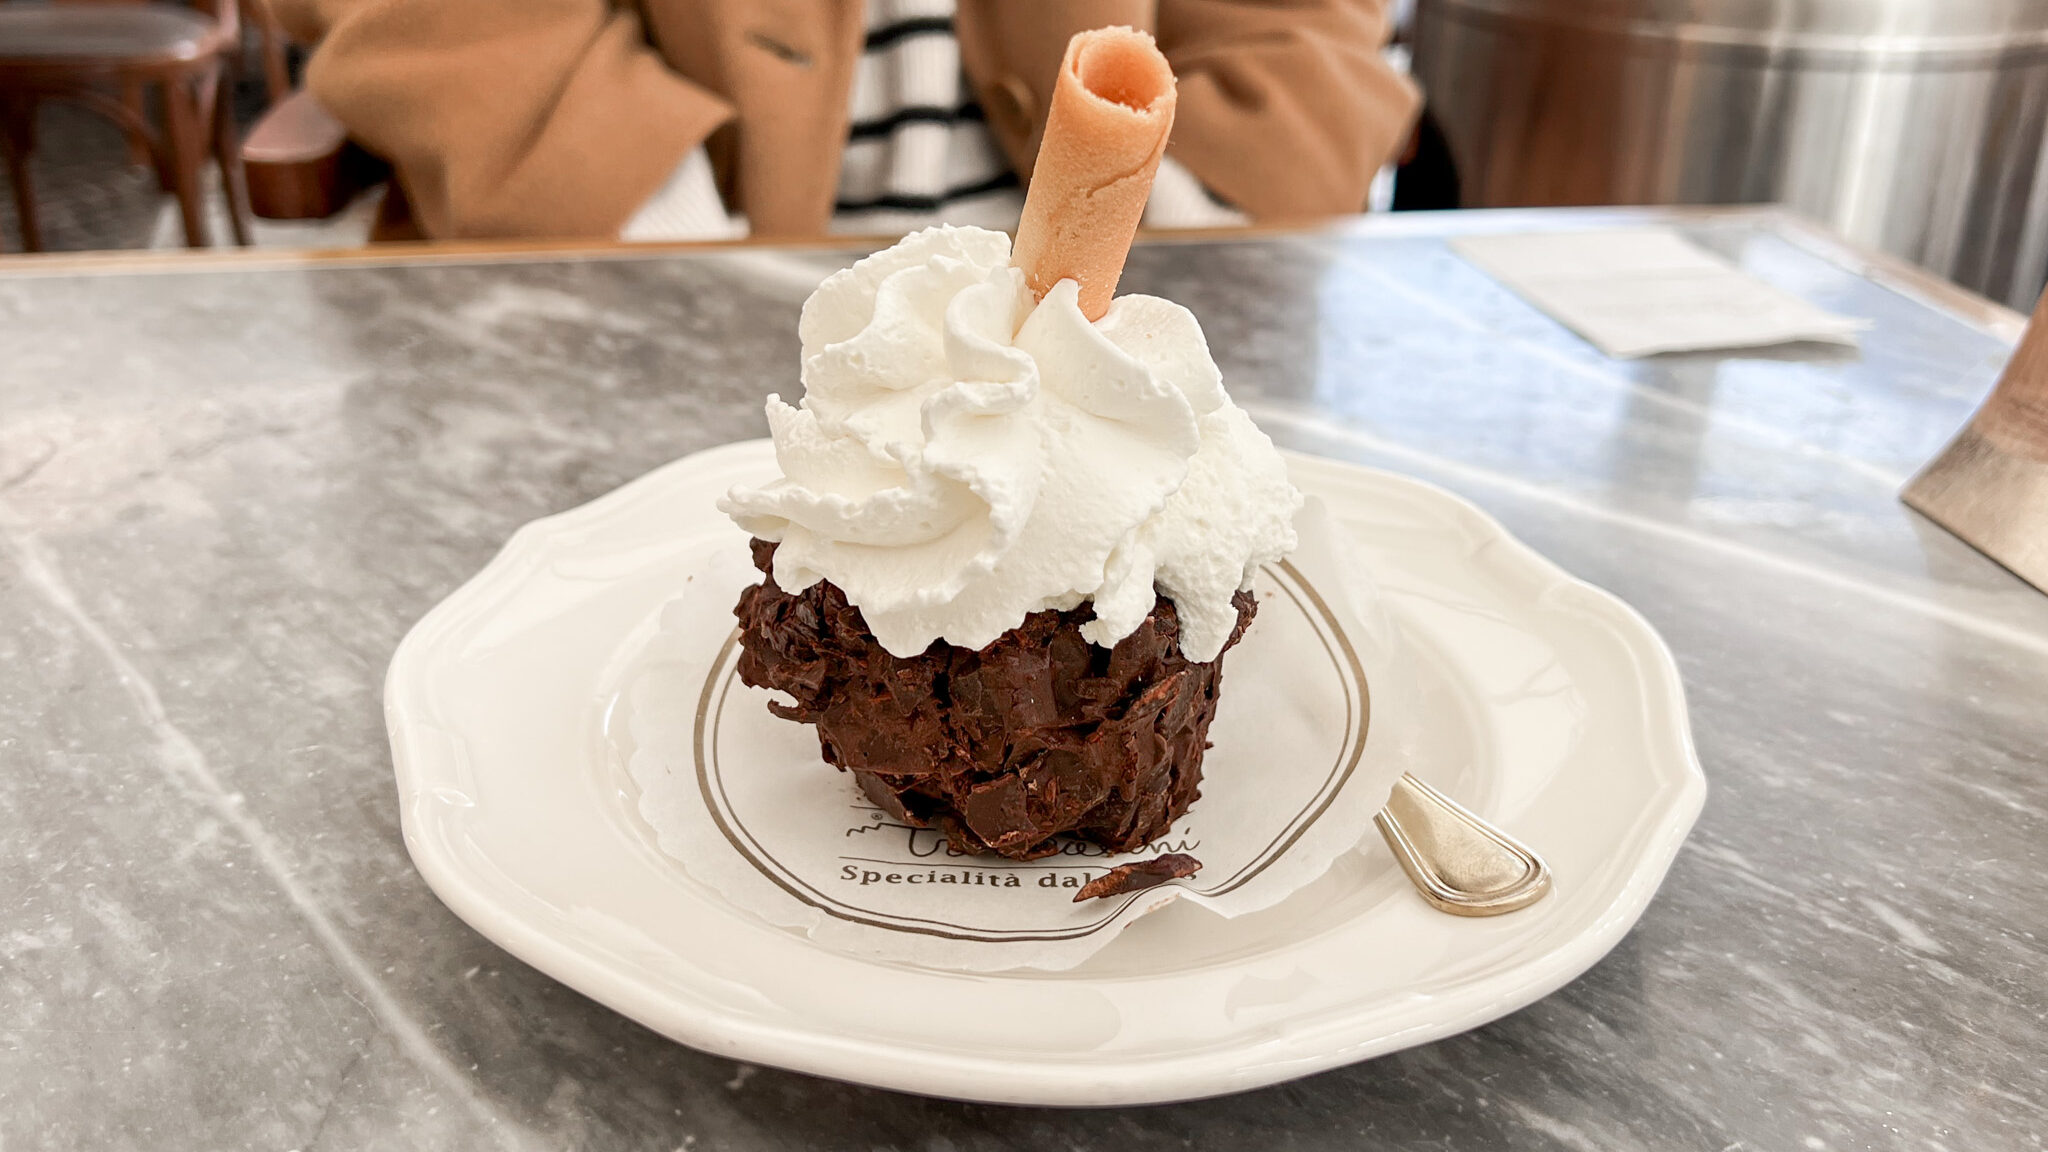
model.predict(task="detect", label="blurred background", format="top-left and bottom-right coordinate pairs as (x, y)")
top-left (4, 0), bottom-right (2047, 308)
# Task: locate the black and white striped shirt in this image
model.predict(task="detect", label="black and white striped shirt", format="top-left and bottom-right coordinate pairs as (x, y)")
top-left (830, 0), bottom-right (1023, 234)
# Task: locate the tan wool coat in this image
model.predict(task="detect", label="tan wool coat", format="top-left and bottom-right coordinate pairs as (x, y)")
top-left (274, 0), bottom-right (1420, 240)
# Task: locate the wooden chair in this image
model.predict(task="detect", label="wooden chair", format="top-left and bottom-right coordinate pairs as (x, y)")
top-left (0, 0), bottom-right (252, 252)
top-left (235, 4), bottom-right (388, 225)
top-left (242, 86), bottom-right (384, 220)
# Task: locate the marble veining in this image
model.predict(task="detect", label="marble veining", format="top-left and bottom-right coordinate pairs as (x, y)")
top-left (1, 208), bottom-right (2043, 1150)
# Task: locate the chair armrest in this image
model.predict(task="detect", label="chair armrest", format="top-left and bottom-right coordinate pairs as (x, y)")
top-left (242, 89), bottom-right (378, 219)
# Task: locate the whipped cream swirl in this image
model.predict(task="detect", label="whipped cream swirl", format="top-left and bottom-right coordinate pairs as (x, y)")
top-left (720, 225), bottom-right (1300, 662)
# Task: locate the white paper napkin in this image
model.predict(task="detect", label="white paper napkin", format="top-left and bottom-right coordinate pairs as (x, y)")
top-left (1451, 228), bottom-right (1866, 358)
top-left (620, 502), bottom-right (1419, 972)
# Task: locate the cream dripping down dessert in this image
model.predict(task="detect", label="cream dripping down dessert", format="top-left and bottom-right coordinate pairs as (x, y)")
top-left (718, 27), bottom-right (1302, 866)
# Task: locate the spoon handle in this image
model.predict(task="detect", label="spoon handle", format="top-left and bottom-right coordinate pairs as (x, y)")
top-left (1374, 773), bottom-right (1552, 916)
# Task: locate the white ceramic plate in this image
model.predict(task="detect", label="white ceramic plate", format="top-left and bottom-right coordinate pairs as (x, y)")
top-left (386, 440), bottom-right (1705, 1106)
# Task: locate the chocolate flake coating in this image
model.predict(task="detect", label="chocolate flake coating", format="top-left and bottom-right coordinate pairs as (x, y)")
top-left (733, 539), bottom-right (1255, 860)
top-left (1071, 853), bottom-right (1204, 902)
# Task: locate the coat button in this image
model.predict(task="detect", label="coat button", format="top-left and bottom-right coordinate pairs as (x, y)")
top-left (986, 74), bottom-right (1036, 138)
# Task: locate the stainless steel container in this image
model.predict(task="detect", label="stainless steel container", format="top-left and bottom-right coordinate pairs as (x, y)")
top-left (1411, 0), bottom-right (2048, 308)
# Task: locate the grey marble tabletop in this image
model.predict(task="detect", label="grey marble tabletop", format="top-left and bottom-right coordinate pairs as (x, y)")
top-left (2, 207), bottom-right (2044, 1151)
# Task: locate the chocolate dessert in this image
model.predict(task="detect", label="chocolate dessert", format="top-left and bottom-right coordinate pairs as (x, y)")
top-left (717, 31), bottom-right (1301, 878)
top-left (735, 540), bottom-right (1255, 860)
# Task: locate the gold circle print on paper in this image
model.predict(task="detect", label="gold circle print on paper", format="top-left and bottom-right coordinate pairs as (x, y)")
top-left (692, 560), bottom-right (1369, 941)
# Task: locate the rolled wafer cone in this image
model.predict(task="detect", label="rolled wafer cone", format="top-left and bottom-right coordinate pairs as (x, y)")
top-left (1011, 26), bottom-right (1177, 322)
